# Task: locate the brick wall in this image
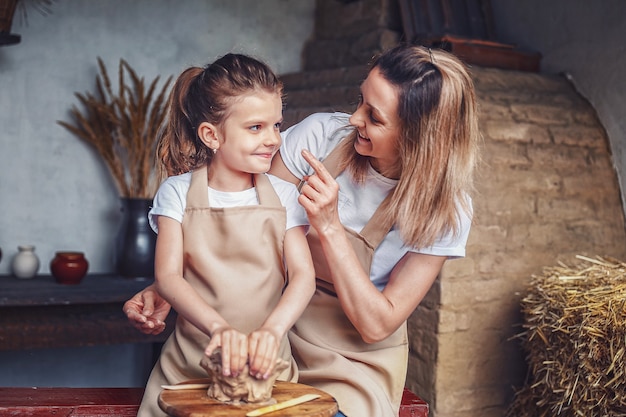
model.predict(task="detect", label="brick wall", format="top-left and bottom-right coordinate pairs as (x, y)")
top-left (282, 1), bottom-right (626, 416)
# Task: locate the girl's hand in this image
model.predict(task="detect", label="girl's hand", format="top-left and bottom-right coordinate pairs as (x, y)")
top-left (298, 149), bottom-right (341, 234)
top-left (247, 328), bottom-right (280, 380)
top-left (205, 326), bottom-right (248, 377)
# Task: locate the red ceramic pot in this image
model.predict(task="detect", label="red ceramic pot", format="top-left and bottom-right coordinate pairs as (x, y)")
top-left (50, 252), bottom-right (89, 285)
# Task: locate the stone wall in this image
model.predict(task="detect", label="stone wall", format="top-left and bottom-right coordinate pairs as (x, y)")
top-left (283, 1), bottom-right (626, 416)
top-left (413, 67), bottom-right (626, 417)
top-left (302, 0), bottom-right (401, 70)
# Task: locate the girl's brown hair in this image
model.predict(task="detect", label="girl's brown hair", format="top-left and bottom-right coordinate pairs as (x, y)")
top-left (157, 53), bottom-right (283, 177)
top-left (339, 44), bottom-right (480, 248)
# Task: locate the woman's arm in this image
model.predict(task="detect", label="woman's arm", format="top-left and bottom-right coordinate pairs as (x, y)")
top-left (298, 149), bottom-right (445, 343)
top-left (247, 225), bottom-right (316, 378)
top-left (269, 150), bottom-right (300, 185)
top-left (321, 232), bottom-right (443, 343)
top-left (154, 216), bottom-right (249, 377)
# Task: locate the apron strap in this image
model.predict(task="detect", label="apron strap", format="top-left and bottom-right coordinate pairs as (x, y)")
top-left (187, 165), bottom-right (209, 208)
top-left (360, 194), bottom-right (394, 249)
top-left (318, 141), bottom-right (344, 178)
top-left (254, 173), bottom-right (282, 208)
top-left (310, 141), bottom-right (395, 249)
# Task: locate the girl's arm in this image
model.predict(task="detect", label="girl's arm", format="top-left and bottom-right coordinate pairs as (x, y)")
top-left (247, 225), bottom-right (316, 379)
top-left (298, 149), bottom-right (445, 343)
top-left (154, 215), bottom-right (248, 377)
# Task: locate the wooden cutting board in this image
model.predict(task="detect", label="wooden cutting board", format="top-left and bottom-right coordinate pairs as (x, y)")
top-left (158, 379), bottom-right (338, 417)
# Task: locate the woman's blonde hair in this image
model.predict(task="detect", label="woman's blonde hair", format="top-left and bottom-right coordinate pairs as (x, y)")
top-left (339, 44), bottom-right (480, 248)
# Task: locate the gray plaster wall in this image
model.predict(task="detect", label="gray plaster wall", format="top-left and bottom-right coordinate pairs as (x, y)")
top-left (490, 0), bottom-right (626, 223)
top-left (0, 0), bottom-right (315, 275)
top-left (0, 0), bottom-right (314, 387)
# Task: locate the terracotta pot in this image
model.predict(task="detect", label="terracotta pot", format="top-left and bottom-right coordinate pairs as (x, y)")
top-left (50, 252), bottom-right (89, 285)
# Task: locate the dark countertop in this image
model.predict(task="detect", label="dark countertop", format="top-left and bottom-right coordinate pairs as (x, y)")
top-left (0, 274), bottom-right (175, 351)
top-left (0, 274), bottom-right (154, 307)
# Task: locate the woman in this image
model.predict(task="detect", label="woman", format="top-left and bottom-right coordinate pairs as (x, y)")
top-left (124, 44), bottom-right (480, 416)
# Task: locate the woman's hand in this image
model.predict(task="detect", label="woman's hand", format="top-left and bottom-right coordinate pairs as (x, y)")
top-left (123, 285), bottom-right (171, 335)
top-left (297, 149), bottom-right (341, 234)
top-left (247, 327), bottom-right (280, 380)
top-left (205, 326), bottom-right (248, 378)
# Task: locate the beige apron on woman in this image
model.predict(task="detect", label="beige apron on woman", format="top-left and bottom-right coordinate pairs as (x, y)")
top-left (289, 145), bottom-right (407, 417)
top-left (138, 166), bottom-right (297, 417)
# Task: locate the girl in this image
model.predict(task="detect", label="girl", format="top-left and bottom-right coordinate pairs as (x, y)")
top-left (136, 53), bottom-right (315, 417)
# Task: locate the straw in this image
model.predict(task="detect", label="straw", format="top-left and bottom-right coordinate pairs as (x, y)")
top-left (57, 58), bottom-right (172, 198)
top-left (507, 255), bottom-right (626, 417)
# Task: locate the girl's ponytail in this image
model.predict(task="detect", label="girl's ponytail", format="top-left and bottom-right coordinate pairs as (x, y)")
top-left (157, 67), bottom-right (211, 176)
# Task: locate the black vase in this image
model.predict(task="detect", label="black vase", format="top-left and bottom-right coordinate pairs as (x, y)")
top-left (115, 198), bottom-right (156, 279)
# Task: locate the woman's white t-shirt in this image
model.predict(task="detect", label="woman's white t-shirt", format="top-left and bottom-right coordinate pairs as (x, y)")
top-left (148, 172), bottom-right (308, 233)
top-left (280, 112), bottom-right (472, 290)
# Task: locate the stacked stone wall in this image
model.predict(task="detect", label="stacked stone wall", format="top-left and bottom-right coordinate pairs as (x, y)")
top-left (302, 0), bottom-right (401, 70)
top-left (416, 66), bottom-right (626, 417)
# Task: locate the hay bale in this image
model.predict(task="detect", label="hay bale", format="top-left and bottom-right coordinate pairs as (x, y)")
top-left (507, 255), bottom-right (626, 417)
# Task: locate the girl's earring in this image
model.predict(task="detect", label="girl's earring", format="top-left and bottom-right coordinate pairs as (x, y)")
top-left (212, 148), bottom-right (217, 154)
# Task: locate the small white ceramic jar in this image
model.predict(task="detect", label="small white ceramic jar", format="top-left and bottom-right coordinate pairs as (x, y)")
top-left (11, 245), bottom-right (40, 279)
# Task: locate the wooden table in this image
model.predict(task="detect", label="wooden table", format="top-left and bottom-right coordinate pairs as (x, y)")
top-left (0, 274), bottom-right (175, 351)
top-left (159, 380), bottom-right (338, 417)
top-left (0, 387), bottom-right (144, 417)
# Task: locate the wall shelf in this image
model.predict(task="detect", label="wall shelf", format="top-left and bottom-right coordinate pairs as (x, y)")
top-left (0, 274), bottom-right (175, 351)
top-left (0, 32), bottom-right (20, 46)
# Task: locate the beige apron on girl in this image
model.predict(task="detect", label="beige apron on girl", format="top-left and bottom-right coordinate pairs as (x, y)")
top-left (289, 145), bottom-right (407, 417)
top-left (138, 166), bottom-right (297, 417)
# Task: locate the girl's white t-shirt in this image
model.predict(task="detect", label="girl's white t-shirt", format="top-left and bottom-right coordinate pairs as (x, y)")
top-left (148, 172), bottom-right (308, 233)
top-left (280, 112), bottom-right (472, 290)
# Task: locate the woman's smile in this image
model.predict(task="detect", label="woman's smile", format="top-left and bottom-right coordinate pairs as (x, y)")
top-left (356, 131), bottom-right (370, 143)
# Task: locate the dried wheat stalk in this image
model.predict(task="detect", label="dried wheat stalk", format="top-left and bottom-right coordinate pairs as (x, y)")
top-left (507, 255), bottom-right (626, 417)
top-left (58, 57), bottom-right (172, 198)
